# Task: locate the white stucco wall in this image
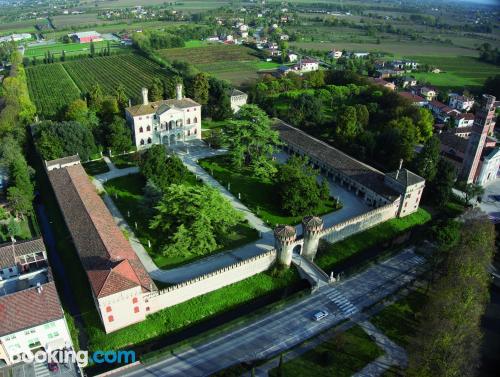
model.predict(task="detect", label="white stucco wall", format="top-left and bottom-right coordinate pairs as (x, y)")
top-left (145, 250), bottom-right (277, 314)
top-left (0, 317), bottom-right (72, 364)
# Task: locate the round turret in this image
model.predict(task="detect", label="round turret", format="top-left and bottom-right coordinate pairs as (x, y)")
top-left (302, 216), bottom-right (323, 233)
top-left (274, 224), bottom-right (296, 241)
top-left (301, 216), bottom-right (324, 262)
top-left (274, 225), bottom-right (296, 267)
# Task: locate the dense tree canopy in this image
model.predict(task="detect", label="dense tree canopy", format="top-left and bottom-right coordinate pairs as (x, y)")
top-left (276, 155), bottom-right (329, 216)
top-left (222, 105), bottom-right (281, 179)
top-left (139, 145), bottom-right (190, 190)
top-left (150, 184), bottom-right (243, 257)
top-left (34, 120), bottom-right (98, 161)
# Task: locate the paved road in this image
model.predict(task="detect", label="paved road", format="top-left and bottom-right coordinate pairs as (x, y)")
top-left (117, 248), bottom-right (424, 377)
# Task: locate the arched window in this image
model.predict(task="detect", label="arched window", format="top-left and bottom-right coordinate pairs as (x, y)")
top-left (140, 139), bottom-right (145, 145)
top-left (139, 127), bottom-right (144, 133)
top-left (146, 126), bottom-right (151, 131)
top-left (169, 120), bottom-right (175, 129)
top-left (187, 130), bottom-right (191, 136)
top-left (194, 128), bottom-right (198, 134)
top-left (187, 118), bottom-right (191, 125)
top-left (147, 137), bottom-right (152, 144)
top-left (193, 117), bottom-right (198, 123)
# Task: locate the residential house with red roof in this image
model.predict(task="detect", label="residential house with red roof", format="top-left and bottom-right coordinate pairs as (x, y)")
top-left (0, 239), bottom-right (73, 365)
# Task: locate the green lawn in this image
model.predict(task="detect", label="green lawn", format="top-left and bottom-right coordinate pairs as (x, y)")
top-left (82, 159), bottom-right (109, 176)
top-left (103, 173), bottom-right (259, 269)
top-left (25, 40), bottom-right (128, 58)
top-left (0, 216), bottom-right (33, 243)
top-left (371, 288), bottom-right (428, 347)
top-left (410, 56), bottom-right (500, 90)
top-left (201, 119), bottom-right (228, 130)
top-left (315, 208), bottom-right (431, 272)
top-left (89, 267), bottom-right (299, 352)
top-left (198, 155), bottom-right (340, 226)
top-left (269, 326), bottom-right (383, 377)
top-left (110, 152), bottom-right (140, 169)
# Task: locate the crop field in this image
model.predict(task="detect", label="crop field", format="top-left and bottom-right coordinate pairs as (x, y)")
top-left (158, 44), bottom-right (260, 65)
top-left (63, 54), bottom-right (169, 98)
top-left (25, 40), bottom-right (128, 58)
top-left (25, 64), bottom-right (81, 117)
top-left (196, 60), bottom-right (281, 86)
top-left (409, 56), bottom-right (500, 90)
top-left (25, 54), bottom-right (170, 117)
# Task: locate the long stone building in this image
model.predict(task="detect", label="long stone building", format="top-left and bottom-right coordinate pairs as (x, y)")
top-left (273, 120), bottom-right (425, 218)
top-left (46, 156), bottom-right (157, 333)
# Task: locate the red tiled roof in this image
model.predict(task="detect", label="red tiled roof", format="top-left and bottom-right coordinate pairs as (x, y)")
top-left (0, 281), bottom-right (63, 336)
top-left (0, 238), bottom-right (46, 269)
top-left (429, 100), bottom-right (446, 109)
top-left (399, 92), bottom-right (425, 103)
top-left (48, 163), bottom-right (155, 298)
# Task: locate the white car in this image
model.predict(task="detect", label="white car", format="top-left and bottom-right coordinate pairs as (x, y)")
top-left (312, 310), bottom-right (329, 321)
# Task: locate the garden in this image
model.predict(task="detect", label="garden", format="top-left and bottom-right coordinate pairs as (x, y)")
top-left (198, 154), bottom-right (339, 227)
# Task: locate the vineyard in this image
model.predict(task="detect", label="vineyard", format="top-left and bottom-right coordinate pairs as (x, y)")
top-left (25, 54), bottom-right (171, 117)
top-left (26, 64), bottom-right (81, 117)
top-left (63, 54), bottom-right (170, 99)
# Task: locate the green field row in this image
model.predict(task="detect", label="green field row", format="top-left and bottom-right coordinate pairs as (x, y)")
top-left (25, 40), bottom-right (129, 58)
top-left (158, 44), bottom-right (260, 65)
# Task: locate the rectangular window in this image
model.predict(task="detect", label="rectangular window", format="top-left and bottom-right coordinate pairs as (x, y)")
top-left (106, 306), bottom-right (112, 312)
top-left (134, 306), bottom-right (140, 313)
top-left (132, 297), bottom-right (138, 304)
top-left (108, 315), bottom-right (114, 322)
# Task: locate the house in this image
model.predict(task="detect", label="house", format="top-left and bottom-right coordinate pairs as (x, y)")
top-left (448, 93), bottom-right (475, 112)
top-left (369, 77), bottom-right (396, 91)
top-left (230, 89), bottom-right (248, 113)
top-left (476, 148), bottom-right (500, 186)
top-left (453, 112), bottom-right (475, 128)
top-left (266, 47), bottom-right (281, 57)
top-left (0, 33), bottom-right (31, 43)
top-left (70, 31), bottom-right (102, 43)
top-left (0, 239), bottom-right (74, 366)
top-left (427, 100), bottom-right (457, 122)
top-left (352, 52), bottom-right (369, 58)
top-left (279, 34), bottom-right (289, 41)
top-left (398, 76), bottom-right (417, 88)
top-left (125, 85), bottom-right (202, 149)
top-left (288, 53), bottom-right (298, 62)
top-left (398, 92), bottom-right (426, 106)
top-left (296, 59), bottom-right (319, 72)
top-left (327, 49), bottom-right (343, 59)
top-left (206, 36), bottom-right (220, 42)
top-left (413, 86), bottom-right (437, 101)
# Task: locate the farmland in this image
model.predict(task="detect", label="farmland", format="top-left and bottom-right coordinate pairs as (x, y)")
top-left (25, 54), bottom-right (170, 117)
top-left (25, 64), bottom-right (81, 117)
top-left (158, 44), bottom-right (273, 85)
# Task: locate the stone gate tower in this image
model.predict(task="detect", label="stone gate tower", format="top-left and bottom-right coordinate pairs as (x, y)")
top-left (301, 216), bottom-right (324, 261)
top-left (274, 225), bottom-right (296, 267)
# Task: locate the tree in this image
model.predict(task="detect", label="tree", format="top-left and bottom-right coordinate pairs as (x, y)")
top-left (456, 181), bottom-right (485, 206)
top-left (412, 135), bottom-right (440, 182)
top-left (34, 120), bottom-right (98, 161)
top-left (139, 145), bottom-right (189, 190)
top-left (290, 93), bottom-right (323, 126)
top-left (149, 78), bottom-right (164, 102)
top-left (407, 218), bottom-right (495, 377)
top-left (191, 72), bottom-right (209, 105)
top-left (90, 41), bottom-right (95, 57)
top-left (88, 83), bottom-right (103, 111)
top-left (429, 158), bottom-right (457, 206)
top-left (99, 96), bottom-right (119, 124)
top-left (115, 84), bottom-right (128, 111)
top-left (415, 108), bottom-right (434, 142)
top-left (222, 105), bottom-right (281, 179)
top-left (336, 106), bottom-right (360, 141)
top-left (276, 155), bottom-right (323, 216)
top-left (106, 116), bottom-right (132, 154)
top-left (207, 78), bottom-right (233, 120)
top-left (65, 99), bottom-right (88, 123)
top-left (150, 184), bottom-right (243, 257)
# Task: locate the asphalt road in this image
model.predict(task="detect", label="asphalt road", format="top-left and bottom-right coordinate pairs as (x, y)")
top-left (118, 248), bottom-right (424, 377)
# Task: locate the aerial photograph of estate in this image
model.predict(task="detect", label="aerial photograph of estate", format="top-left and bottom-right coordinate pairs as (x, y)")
top-left (0, 0), bottom-right (499, 376)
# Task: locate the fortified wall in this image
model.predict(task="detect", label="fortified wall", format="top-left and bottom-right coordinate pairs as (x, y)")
top-left (145, 249), bottom-right (277, 313)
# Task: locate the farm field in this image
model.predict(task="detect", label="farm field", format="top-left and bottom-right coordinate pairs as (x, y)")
top-left (25, 64), bottom-right (81, 117)
top-left (409, 56), bottom-right (500, 90)
top-left (24, 40), bottom-right (129, 59)
top-left (291, 41), bottom-right (478, 57)
top-left (158, 44), bottom-right (274, 85)
top-left (25, 54), bottom-right (170, 117)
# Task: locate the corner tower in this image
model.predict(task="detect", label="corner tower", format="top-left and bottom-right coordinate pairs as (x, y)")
top-left (274, 225), bottom-right (296, 267)
top-left (301, 216), bottom-right (324, 261)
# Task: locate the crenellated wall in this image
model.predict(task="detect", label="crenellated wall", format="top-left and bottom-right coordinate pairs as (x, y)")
top-left (320, 202), bottom-right (398, 244)
top-left (144, 249), bottom-right (277, 313)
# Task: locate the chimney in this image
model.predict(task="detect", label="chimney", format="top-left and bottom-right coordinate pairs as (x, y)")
top-left (176, 83), bottom-right (183, 100)
top-left (142, 87), bottom-right (149, 105)
top-left (395, 159), bottom-right (403, 180)
top-left (36, 282), bottom-right (43, 294)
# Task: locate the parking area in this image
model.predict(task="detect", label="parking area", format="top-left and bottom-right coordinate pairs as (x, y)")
top-left (0, 361), bottom-right (79, 377)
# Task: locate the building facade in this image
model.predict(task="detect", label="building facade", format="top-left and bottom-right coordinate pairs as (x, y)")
top-left (230, 89), bottom-right (248, 113)
top-left (449, 93), bottom-right (474, 112)
top-left (0, 239), bottom-right (73, 366)
top-left (125, 84), bottom-right (202, 149)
